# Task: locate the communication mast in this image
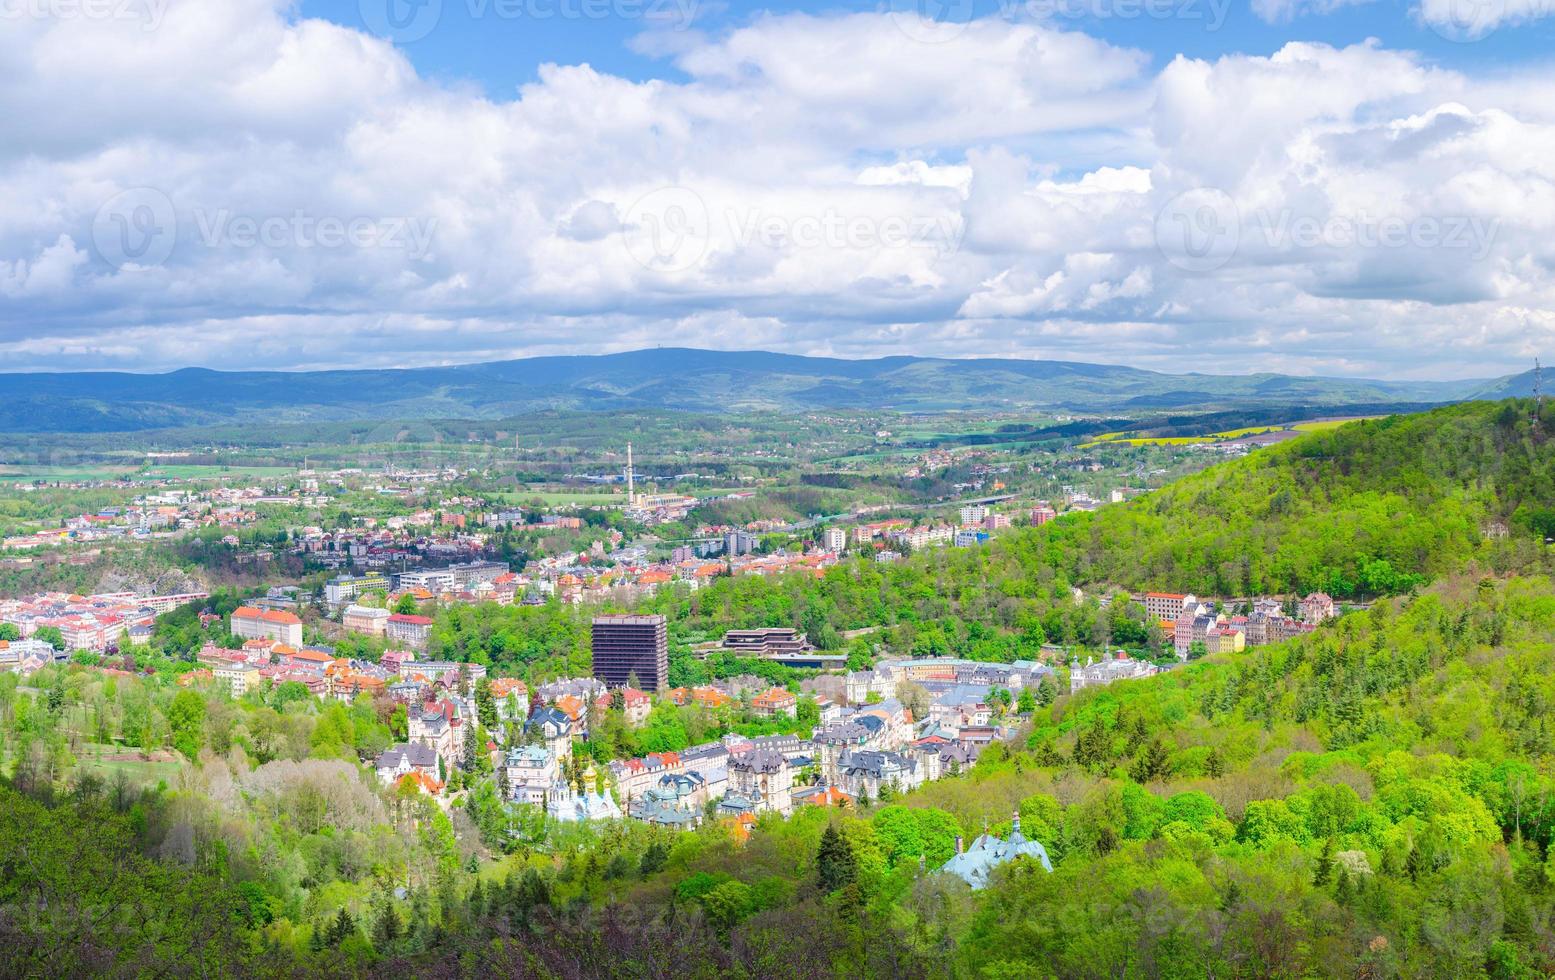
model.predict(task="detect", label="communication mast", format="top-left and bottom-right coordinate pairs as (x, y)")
top-left (626, 442), bottom-right (635, 506)
top-left (1535, 358), bottom-right (1545, 435)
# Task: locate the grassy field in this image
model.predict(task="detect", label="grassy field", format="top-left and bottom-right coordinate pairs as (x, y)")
top-left (1209, 425), bottom-right (1284, 439)
top-left (0, 464), bottom-right (142, 482)
top-left (1079, 435), bottom-right (1206, 448)
top-left (74, 742), bottom-right (184, 786)
top-left (1291, 416), bottom-right (1381, 432)
top-left (496, 490), bottom-right (624, 506)
top-left (142, 464), bottom-right (295, 479)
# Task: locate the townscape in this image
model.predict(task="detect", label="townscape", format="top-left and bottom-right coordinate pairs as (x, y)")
top-left (7, 389), bottom-right (1555, 978)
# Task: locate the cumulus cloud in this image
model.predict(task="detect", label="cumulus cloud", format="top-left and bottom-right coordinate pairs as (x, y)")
top-left (0, 3), bottom-right (1553, 380)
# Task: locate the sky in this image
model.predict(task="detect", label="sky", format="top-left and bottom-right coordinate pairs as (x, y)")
top-left (2, 0), bottom-right (1554, 379)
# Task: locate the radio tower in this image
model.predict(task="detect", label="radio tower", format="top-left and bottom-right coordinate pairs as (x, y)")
top-left (626, 442), bottom-right (635, 506)
top-left (1534, 358), bottom-right (1545, 436)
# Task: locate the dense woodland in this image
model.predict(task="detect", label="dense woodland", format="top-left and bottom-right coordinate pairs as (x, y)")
top-left (3, 400), bottom-right (1555, 977)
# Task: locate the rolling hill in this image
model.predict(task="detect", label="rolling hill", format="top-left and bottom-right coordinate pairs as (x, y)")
top-left (1035, 398), bottom-right (1555, 597)
top-left (0, 348), bottom-right (1500, 433)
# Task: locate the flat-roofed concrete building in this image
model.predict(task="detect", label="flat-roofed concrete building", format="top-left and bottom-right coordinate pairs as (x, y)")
top-left (592, 614), bottom-right (668, 692)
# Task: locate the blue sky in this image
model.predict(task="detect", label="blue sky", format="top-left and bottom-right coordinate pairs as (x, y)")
top-left (3, 0), bottom-right (1555, 378)
top-left (302, 0), bottom-right (1555, 94)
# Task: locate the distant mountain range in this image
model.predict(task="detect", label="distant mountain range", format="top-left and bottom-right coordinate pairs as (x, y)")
top-left (0, 348), bottom-right (1531, 433)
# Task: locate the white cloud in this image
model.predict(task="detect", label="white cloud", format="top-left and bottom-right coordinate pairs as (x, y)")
top-left (0, 6), bottom-right (1553, 380)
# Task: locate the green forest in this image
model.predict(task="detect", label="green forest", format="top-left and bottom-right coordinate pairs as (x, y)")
top-left (3, 399), bottom-right (1555, 977)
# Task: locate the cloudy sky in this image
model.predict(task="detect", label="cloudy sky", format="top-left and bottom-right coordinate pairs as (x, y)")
top-left (2, 0), bottom-right (1553, 378)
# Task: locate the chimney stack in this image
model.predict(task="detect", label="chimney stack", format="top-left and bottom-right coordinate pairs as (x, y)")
top-left (955, 835), bottom-right (963, 855)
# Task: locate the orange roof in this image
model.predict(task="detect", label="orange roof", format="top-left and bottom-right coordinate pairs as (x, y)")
top-left (802, 785), bottom-right (853, 808)
top-left (753, 688), bottom-right (796, 707)
top-left (639, 570), bottom-right (673, 585)
top-left (555, 694), bottom-right (585, 719)
top-left (233, 607), bottom-right (301, 625)
top-left (289, 648), bottom-right (334, 663)
top-left (397, 771), bottom-right (442, 795)
top-left (724, 812), bottom-right (757, 845)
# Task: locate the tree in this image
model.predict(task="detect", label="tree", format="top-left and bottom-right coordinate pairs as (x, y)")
top-left (393, 593), bottom-right (420, 616)
top-left (374, 896), bottom-right (401, 949)
top-left (1129, 738), bottom-right (1171, 783)
top-left (326, 907), bottom-right (357, 946)
top-left (816, 824), bottom-right (857, 893)
top-left (639, 840), bottom-right (669, 877)
top-left (33, 626), bottom-right (65, 651)
top-left (1016, 687), bottom-right (1037, 714)
top-left (166, 689), bottom-right (206, 760)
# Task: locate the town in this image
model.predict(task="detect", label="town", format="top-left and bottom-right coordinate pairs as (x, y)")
top-left (0, 556), bottom-right (1344, 890)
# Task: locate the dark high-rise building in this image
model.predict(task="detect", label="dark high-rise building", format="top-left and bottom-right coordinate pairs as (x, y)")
top-left (591, 614), bottom-right (669, 692)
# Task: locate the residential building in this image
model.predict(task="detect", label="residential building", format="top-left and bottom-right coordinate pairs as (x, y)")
top-left (1141, 592), bottom-right (1194, 622)
top-left (342, 604), bottom-right (389, 635)
top-left (525, 706), bottom-right (574, 760)
top-left (836, 749), bottom-right (920, 799)
top-left (1301, 592), bottom-right (1337, 624)
top-left (324, 572), bottom-right (388, 607)
top-left (751, 687), bottom-right (798, 718)
top-left (230, 607), bottom-right (303, 648)
top-left (375, 743), bottom-right (441, 786)
top-left (385, 613), bottom-right (434, 649)
top-left (591, 614), bottom-right (669, 692)
top-left (504, 745), bottom-right (558, 805)
top-left (1068, 654), bottom-right (1161, 693)
top-left (725, 748), bottom-right (794, 816)
top-left (213, 662), bottom-right (260, 697)
top-left (823, 527), bottom-right (847, 553)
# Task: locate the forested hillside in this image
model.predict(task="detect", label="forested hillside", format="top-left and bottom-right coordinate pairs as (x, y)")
top-left (5, 401), bottom-right (1555, 978)
top-left (5, 574), bottom-right (1555, 976)
top-left (1041, 400), bottom-right (1555, 597)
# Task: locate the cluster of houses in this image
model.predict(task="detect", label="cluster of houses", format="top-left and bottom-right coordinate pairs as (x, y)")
top-left (1143, 591), bottom-right (1336, 660)
top-left (0, 589), bottom-right (210, 659)
top-left (1, 487), bottom-right (265, 552)
top-left (431, 653), bottom-right (1061, 834)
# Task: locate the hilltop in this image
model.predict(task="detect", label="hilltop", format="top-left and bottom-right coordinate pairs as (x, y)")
top-left (1040, 399), bottom-right (1555, 598)
top-left (0, 348), bottom-right (1497, 433)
